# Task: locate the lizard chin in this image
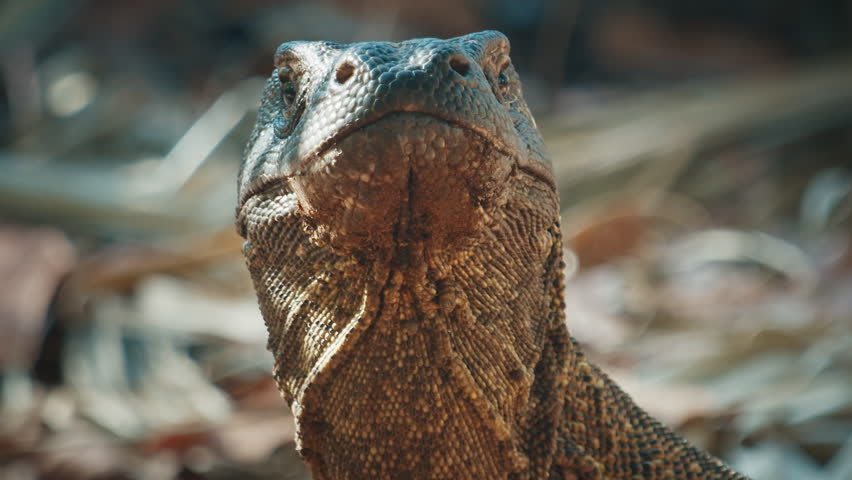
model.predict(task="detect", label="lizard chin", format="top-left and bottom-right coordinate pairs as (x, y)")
top-left (288, 112), bottom-right (514, 256)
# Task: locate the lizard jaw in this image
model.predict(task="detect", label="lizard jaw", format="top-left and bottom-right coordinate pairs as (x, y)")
top-left (288, 112), bottom-right (514, 257)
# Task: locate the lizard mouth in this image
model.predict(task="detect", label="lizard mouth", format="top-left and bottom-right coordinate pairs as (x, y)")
top-left (313, 109), bottom-right (518, 161)
top-left (306, 110), bottom-right (557, 197)
top-left (287, 112), bottom-right (515, 255)
top-left (238, 110), bottom-right (554, 212)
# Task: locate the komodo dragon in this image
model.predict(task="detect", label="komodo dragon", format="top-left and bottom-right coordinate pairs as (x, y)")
top-left (236, 30), bottom-right (749, 480)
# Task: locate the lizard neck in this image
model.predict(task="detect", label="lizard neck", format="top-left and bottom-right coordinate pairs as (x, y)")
top-left (243, 174), bottom-right (570, 478)
top-left (241, 182), bottom-right (746, 479)
top-left (297, 175), bottom-right (564, 479)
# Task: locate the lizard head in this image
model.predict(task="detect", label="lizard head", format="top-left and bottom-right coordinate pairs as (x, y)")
top-left (237, 30), bottom-right (553, 257)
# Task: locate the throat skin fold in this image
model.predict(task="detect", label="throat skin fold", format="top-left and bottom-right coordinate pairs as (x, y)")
top-left (239, 177), bottom-right (744, 480)
top-left (243, 174), bottom-right (566, 478)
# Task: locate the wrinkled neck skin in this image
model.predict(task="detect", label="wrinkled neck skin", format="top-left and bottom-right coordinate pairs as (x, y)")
top-left (241, 164), bottom-right (572, 478)
top-left (240, 176), bottom-right (747, 479)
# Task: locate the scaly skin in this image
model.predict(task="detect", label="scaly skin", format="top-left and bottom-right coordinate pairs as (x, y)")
top-left (236, 31), bottom-right (749, 480)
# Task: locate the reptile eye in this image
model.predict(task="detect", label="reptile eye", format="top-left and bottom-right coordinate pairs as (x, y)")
top-left (278, 66), bottom-right (298, 107)
top-left (495, 56), bottom-right (512, 95)
top-left (273, 64), bottom-right (305, 137)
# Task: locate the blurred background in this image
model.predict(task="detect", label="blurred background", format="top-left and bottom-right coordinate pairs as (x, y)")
top-left (1, 1), bottom-right (851, 479)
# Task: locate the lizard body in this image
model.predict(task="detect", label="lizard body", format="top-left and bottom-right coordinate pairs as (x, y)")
top-left (236, 31), bottom-right (748, 480)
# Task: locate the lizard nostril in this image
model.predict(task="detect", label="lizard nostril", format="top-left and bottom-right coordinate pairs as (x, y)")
top-left (335, 62), bottom-right (355, 84)
top-left (449, 55), bottom-right (470, 77)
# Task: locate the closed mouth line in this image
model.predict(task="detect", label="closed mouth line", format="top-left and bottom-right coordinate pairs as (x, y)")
top-left (313, 110), bottom-right (516, 159)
